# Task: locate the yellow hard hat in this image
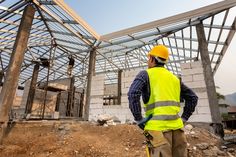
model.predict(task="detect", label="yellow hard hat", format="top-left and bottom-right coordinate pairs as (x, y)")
top-left (148, 45), bottom-right (169, 61)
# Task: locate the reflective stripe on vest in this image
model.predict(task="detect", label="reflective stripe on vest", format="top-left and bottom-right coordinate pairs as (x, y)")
top-left (144, 101), bottom-right (180, 112)
top-left (151, 114), bottom-right (180, 120)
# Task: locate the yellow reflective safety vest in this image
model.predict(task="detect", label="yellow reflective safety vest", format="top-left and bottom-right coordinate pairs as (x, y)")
top-left (144, 67), bottom-right (184, 131)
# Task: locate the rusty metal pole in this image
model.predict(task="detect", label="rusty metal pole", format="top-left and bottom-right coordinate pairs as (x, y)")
top-left (0, 4), bottom-right (35, 143)
top-left (84, 49), bottom-right (96, 120)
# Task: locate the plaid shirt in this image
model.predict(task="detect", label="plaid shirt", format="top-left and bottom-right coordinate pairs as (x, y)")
top-left (128, 69), bottom-right (198, 121)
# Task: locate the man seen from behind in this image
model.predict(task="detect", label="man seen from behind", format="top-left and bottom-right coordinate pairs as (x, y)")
top-left (128, 45), bottom-right (198, 157)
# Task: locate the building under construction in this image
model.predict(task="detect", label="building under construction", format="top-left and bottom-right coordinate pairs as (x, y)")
top-left (0, 1), bottom-right (236, 155)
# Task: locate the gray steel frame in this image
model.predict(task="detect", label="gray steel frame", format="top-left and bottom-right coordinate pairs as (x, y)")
top-left (0, 0), bottom-right (236, 87)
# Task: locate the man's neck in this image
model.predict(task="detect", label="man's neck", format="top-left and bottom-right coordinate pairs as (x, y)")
top-left (154, 64), bottom-right (164, 67)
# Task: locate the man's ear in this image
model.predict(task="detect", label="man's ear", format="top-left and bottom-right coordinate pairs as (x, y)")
top-left (150, 56), bottom-right (154, 63)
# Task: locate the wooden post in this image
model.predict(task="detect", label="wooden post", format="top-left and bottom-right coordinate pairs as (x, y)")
top-left (25, 63), bottom-right (40, 115)
top-left (84, 49), bottom-right (96, 120)
top-left (117, 70), bottom-right (122, 105)
top-left (0, 4), bottom-right (35, 143)
top-left (196, 22), bottom-right (222, 123)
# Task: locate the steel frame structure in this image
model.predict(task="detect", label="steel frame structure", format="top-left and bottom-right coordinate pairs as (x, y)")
top-left (0, 0), bottom-right (236, 87)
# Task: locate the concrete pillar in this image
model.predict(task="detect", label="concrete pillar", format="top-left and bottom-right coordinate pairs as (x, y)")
top-left (196, 22), bottom-right (221, 123)
top-left (25, 63), bottom-right (40, 115)
top-left (78, 89), bottom-right (84, 118)
top-left (0, 5), bottom-right (35, 123)
top-left (84, 49), bottom-right (96, 120)
top-left (0, 70), bottom-right (3, 85)
top-left (55, 92), bottom-right (61, 112)
top-left (117, 70), bottom-right (122, 105)
top-left (66, 76), bottom-right (75, 116)
top-left (0, 4), bottom-right (35, 143)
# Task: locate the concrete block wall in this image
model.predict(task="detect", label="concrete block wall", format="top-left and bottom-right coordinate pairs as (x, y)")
top-left (19, 80), bottom-right (63, 118)
top-left (73, 92), bottom-right (81, 116)
top-left (20, 80), bottom-right (31, 109)
top-left (38, 78), bottom-right (71, 91)
top-left (104, 84), bottom-right (117, 96)
top-left (89, 74), bottom-right (105, 120)
top-left (120, 69), bottom-right (145, 122)
top-left (88, 69), bottom-right (145, 123)
top-left (180, 61), bottom-right (212, 123)
top-left (58, 91), bottom-right (68, 117)
top-left (31, 89), bottom-right (57, 117)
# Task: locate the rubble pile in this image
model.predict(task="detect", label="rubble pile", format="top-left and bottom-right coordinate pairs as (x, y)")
top-left (96, 114), bottom-right (122, 126)
top-left (185, 124), bottom-right (236, 157)
top-left (0, 121), bottom-right (235, 157)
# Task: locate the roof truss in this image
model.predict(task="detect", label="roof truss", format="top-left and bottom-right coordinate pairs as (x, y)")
top-left (0, 0), bottom-right (235, 87)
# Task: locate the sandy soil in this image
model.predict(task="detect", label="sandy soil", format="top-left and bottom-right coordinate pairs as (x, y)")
top-left (0, 121), bottom-right (235, 157)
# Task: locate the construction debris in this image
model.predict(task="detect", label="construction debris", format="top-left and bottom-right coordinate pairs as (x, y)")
top-left (0, 121), bottom-right (235, 157)
top-left (97, 114), bottom-right (121, 126)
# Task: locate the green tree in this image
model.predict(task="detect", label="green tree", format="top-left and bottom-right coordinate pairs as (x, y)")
top-left (216, 92), bottom-right (225, 100)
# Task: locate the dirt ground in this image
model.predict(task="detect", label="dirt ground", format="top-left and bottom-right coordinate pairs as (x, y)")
top-left (0, 121), bottom-right (235, 157)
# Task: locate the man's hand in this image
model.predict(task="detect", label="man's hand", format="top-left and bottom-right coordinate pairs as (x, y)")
top-left (136, 115), bottom-right (153, 130)
top-left (137, 120), bottom-right (145, 130)
top-left (181, 117), bottom-right (187, 124)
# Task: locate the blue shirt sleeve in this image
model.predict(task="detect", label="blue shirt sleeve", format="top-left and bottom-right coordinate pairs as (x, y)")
top-left (180, 82), bottom-right (198, 121)
top-left (128, 70), bottom-right (149, 121)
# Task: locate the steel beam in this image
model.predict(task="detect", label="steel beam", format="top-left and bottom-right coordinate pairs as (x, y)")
top-left (0, 1), bottom-right (27, 19)
top-left (53, 0), bottom-right (100, 40)
top-left (213, 17), bottom-right (236, 74)
top-left (33, 0), bottom-right (94, 46)
top-left (101, 0), bottom-right (236, 40)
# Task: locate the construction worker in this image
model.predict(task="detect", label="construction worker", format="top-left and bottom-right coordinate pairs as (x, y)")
top-left (67, 55), bottom-right (75, 77)
top-left (128, 45), bottom-right (198, 157)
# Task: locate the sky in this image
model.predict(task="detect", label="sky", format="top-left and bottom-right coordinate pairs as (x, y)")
top-left (64, 0), bottom-right (236, 95)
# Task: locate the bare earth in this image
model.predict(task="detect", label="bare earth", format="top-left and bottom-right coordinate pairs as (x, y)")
top-left (0, 121), bottom-right (235, 157)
